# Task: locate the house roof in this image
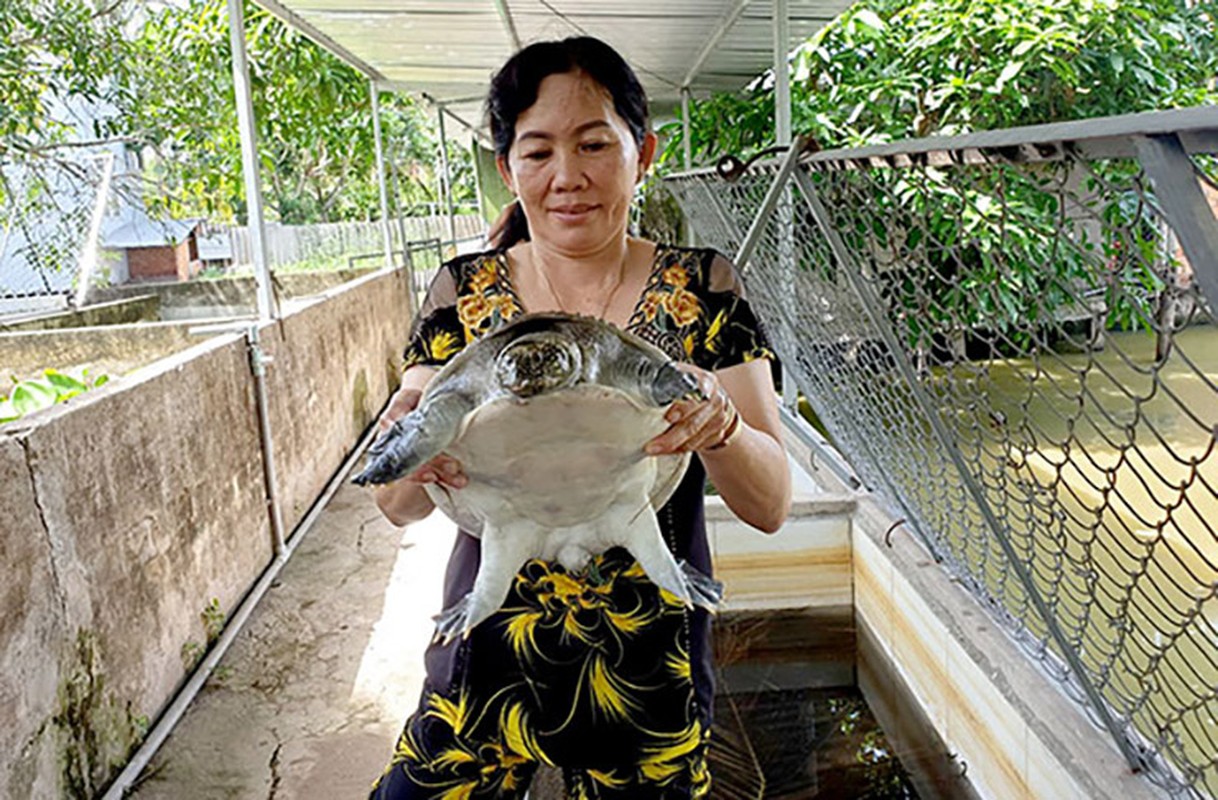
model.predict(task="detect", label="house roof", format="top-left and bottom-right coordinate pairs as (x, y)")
top-left (253, 0), bottom-right (854, 136)
top-left (102, 217), bottom-right (202, 249)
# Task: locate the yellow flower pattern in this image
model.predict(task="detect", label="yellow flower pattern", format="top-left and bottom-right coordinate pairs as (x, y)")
top-left (403, 245), bottom-right (773, 373)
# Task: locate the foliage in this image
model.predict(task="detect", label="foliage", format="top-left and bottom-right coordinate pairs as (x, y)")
top-left (0, 0), bottom-right (134, 169)
top-left (660, 0), bottom-right (1217, 344)
top-left (120, 0), bottom-right (475, 225)
top-left (0, 368), bottom-right (110, 423)
top-left (661, 0), bottom-right (1218, 165)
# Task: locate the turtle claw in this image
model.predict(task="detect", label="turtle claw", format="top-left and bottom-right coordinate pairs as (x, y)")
top-left (432, 591), bottom-right (503, 643)
top-left (432, 595), bottom-right (473, 644)
top-left (680, 561), bottom-right (724, 612)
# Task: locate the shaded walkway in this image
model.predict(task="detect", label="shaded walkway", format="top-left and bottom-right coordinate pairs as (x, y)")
top-left (129, 481), bottom-right (456, 799)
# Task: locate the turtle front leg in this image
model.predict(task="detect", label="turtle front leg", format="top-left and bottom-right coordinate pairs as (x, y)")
top-left (352, 391), bottom-right (473, 485)
top-left (605, 354), bottom-right (702, 407)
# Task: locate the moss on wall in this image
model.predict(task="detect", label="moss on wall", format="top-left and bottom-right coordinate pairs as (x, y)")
top-left (54, 630), bottom-right (147, 798)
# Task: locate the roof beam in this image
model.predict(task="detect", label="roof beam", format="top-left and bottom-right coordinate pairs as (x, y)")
top-left (682, 0), bottom-right (752, 90)
top-left (253, 0), bottom-right (386, 81)
top-left (423, 92), bottom-right (493, 147)
top-left (492, 0), bottom-right (522, 51)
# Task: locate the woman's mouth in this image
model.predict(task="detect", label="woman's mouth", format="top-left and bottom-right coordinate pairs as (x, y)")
top-left (549, 204), bottom-right (599, 222)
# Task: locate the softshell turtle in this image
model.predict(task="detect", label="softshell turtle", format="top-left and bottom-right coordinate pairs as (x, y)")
top-left (353, 312), bottom-right (723, 640)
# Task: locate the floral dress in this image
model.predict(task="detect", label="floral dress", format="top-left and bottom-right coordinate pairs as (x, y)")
top-left (372, 244), bottom-right (772, 800)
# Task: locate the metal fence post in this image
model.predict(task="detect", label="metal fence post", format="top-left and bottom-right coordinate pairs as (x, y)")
top-left (226, 0), bottom-right (277, 322)
top-left (370, 80), bottom-right (395, 270)
top-left (1135, 134), bottom-right (1218, 312)
top-left (792, 166), bottom-right (1148, 774)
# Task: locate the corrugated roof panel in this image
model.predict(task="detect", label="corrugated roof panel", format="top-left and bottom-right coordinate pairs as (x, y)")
top-left (260, 0), bottom-right (855, 115)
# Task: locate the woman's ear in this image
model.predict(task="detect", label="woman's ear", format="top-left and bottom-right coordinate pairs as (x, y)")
top-left (637, 131), bottom-right (659, 182)
top-left (496, 155), bottom-right (514, 193)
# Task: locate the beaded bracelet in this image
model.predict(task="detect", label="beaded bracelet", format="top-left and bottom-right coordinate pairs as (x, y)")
top-left (706, 408), bottom-right (743, 451)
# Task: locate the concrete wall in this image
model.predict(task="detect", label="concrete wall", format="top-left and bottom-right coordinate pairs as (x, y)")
top-left (0, 267), bottom-right (412, 798)
top-left (90, 268), bottom-right (379, 315)
top-left (0, 296), bottom-right (160, 333)
top-left (0, 321), bottom-right (202, 385)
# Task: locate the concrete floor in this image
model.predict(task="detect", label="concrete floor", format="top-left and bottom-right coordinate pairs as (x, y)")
top-left (128, 482), bottom-right (457, 800)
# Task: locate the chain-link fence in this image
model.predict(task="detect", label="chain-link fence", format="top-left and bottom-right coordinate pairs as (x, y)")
top-left (666, 108), bottom-right (1218, 798)
top-left (0, 153), bottom-right (114, 317)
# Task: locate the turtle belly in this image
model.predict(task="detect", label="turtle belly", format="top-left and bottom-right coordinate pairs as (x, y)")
top-left (445, 387), bottom-right (670, 531)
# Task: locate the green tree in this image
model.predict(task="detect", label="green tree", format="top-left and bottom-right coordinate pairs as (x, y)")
top-left (0, 0), bottom-right (134, 167)
top-left (662, 0), bottom-right (1218, 165)
top-left (123, 0), bottom-right (471, 225)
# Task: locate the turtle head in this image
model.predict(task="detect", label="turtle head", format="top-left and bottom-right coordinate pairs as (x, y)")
top-left (494, 332), bottom-right (583, 398)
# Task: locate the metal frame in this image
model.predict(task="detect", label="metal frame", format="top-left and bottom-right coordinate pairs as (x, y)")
top-left (492, 0), bottom-right (522, 51)
top-left (682, 0), bottom-right (752, 90)
top-left (72, 152), bottom-right (115, 309)
top-left (227, 0), bottom-right (278, 322)
top-left (1135, 133), bottom-right (1218, 317)
top-left (370, 80), bottom-right (395, 270)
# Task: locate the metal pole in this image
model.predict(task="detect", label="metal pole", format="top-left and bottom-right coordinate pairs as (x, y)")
top-left (792, 165), bottom-right (1147, 774)
top-left (370, 80), bottom-right (395, 269)
top-left (436, 106), bottom-right (457, 245)
top-left (1135, 134), bottom-right (1218, 311)
top-left (470, 141), bottom-right (489, 228)
top-left (773, 0), bottom-right (797, 409)
top-left (246, 324), bottom-right (286, 558)
top-left (681, 88), bottom-right (693, 171)
top-left (73, 152), bottom-right (114, 308)
top-left (681, 88), bottom-right (694, 246)
top-left (773, 0), bottom-right (791, 147)
top-left (226, 0), bottom-right (277, 321)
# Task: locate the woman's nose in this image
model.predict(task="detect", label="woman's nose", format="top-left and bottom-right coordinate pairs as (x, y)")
top-left (551, 151), bottom-right (587, 190)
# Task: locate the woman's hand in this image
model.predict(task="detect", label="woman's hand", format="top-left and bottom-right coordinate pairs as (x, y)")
top-left (644, 364), bottom-right (740, 455)
top-left (377, 385), bottom-right (467, 489)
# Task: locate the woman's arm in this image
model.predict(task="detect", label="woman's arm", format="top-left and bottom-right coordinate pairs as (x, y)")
top-left (371, 365), bottom-right (468, 526)
top-left (646, 359), bottom-right (791, 533)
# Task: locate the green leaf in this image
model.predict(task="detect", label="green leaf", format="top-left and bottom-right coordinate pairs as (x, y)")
top-left (0, 400), bottom-right (17, 424)
top-left (852, 9), bottom-right (887, 33)
top-left (44, 370), bottom-right (88, 396)
top-left (11, 381), bottom-right (57, 416)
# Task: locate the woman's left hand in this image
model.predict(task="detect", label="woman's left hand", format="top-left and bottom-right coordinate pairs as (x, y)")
top-left (645, 364), bottom-right (739, 455)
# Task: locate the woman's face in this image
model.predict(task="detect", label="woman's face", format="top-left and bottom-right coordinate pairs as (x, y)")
top-left (497, 70), bottom-right (656, 256)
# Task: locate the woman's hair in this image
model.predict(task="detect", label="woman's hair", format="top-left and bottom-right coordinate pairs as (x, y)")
top-left (486, 36), bottom-right (650, 248)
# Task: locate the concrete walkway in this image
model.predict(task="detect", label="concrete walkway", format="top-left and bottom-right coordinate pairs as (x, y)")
top-left (128, 482), bottom-right (457, 800)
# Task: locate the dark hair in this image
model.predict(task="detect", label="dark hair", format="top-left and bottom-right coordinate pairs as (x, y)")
top-left (486, 37), bottom-right (650, 248)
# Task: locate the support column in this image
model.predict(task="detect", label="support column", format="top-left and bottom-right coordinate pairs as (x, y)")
top-left (681, 87), bottom-right (694, 246)
top-left (371, 80), bottom-right (395, 269)
top-left (226, 0), bottom-right (277, 321)
top-left (681, 88), bottom-right (693, 171)
top-left (773, 0), bottom-right (792, 148)
top-left (774, 0), bottom-right (797, 409)
top-left (437, 106), bottom-right (457, 245)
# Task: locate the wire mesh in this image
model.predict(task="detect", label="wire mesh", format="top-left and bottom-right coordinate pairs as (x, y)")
top-left (667, 119), bottom-right (1218, 798)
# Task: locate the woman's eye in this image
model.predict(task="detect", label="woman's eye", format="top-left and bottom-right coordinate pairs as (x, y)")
top-left (522, 150), bottom-right (550, 161)
top-left (581, 141), bottom-right (609, 152)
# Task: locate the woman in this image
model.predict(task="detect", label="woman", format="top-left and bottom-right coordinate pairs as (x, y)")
top-left (370, 36), bottom-right (790, 800)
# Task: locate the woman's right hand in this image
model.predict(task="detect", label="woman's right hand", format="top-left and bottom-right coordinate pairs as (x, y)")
top-left (378, 385), bottom-right (467, 489)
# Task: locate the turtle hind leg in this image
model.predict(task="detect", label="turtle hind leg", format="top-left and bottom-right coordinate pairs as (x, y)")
top-left (607, 501), bottom-right (693, 607)
top-left (680, 560), bottom-right (724, 611)
top-left (351, 392), bottom-right (472, 485)
top-left (433, 521), bottom-right (541, 643)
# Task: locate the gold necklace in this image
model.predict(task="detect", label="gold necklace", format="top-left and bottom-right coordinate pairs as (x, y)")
top-left (535, 247), bottom-right (629, 321)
